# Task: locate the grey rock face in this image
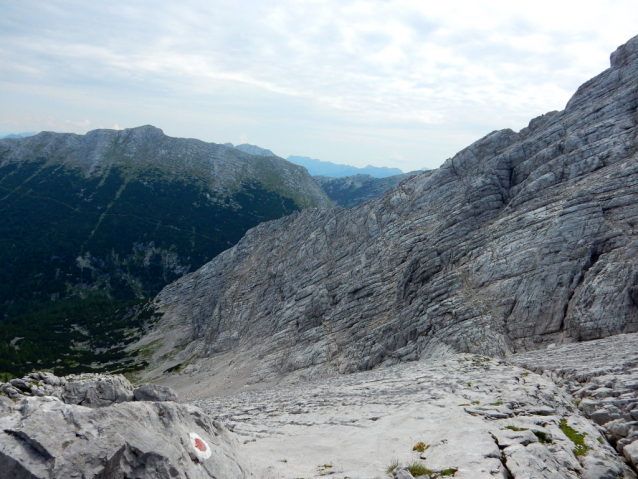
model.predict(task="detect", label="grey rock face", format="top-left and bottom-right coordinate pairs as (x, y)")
top-left (0, 374), bottom-right (249, 478)
top-left (194, 353), bottom-right (635, 479)
top-left (62, 374), bottom-right (134, 407)
top-left (0, 372), bottom-right (179, 407)
top-left (134, 383), bottom-right (179, 402)
top-left (141, 35), bottom-right (638, 388)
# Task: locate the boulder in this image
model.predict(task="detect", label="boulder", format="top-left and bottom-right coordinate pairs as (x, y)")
top-left (134, 383), bottom-right (179, 402)
top-left (0, 374), bottom-right (251, 479)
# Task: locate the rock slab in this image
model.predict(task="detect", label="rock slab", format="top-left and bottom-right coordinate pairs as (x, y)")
top-left (0, 374), bottom-right (251, 479)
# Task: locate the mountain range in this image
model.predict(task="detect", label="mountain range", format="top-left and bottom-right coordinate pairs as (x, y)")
top-left (0, 132), bottom-right (36, 139)
top-left (224, 142), bottom-right (407, 178)
top-left (287, 155), bottom-right (404, 177)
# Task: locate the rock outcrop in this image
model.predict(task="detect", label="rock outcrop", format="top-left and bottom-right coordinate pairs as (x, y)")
top-left (138, 34), bottom-right (638, 389)
top-left (511, 332), bottom-right (638, 472)
top-left (0, 373), bottom-right (252, 478)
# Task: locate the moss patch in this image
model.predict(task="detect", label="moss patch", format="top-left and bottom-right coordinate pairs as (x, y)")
top-left (559, 419), bottom-right (589, 456)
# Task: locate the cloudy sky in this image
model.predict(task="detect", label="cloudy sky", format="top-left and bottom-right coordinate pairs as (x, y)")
top-left (1, 1), bottom-right (637, 171)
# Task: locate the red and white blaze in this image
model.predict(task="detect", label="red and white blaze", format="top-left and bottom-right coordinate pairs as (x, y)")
top-left (188, 432), bottom-right (212, 460)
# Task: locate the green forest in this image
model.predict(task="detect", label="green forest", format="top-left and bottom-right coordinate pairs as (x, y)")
top-left (0, 158), bottom-right (300, 378)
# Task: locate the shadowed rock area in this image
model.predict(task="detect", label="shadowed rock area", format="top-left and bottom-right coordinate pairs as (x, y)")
top-left (138, 35), bottom-right (638, 391)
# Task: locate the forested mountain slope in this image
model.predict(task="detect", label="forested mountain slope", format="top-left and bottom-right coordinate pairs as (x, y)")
top-left (0, 126), bottom-right (329, 377)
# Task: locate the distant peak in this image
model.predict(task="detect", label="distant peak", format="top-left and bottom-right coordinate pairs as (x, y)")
top-left (610, 33), bottom-right (638, 69)
top-left (233, 143), bottom-right (277, 157)
top-left (127, 125), bottom-right (164, 134)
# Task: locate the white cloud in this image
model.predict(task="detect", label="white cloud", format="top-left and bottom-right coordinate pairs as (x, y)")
top-left (0, 0), bottom-right (637, 171)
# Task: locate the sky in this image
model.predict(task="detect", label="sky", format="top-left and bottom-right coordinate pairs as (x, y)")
top-left (1, 1), bottom-right (637, 172)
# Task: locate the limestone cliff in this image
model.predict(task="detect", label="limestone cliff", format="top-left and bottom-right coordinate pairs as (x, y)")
top-left (140, 35), bottom-right (638, 388)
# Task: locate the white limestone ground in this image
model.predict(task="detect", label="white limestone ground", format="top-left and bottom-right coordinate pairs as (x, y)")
top-left (194, 354), bottom-right (634, 479)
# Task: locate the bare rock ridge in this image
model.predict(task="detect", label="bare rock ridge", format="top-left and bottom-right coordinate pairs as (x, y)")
top-left (0, 126), bottom-right (330, 209)
top-left (138, 34), bottom-right (638, 391)
top-left (0, 373), bottom-right (252, 478)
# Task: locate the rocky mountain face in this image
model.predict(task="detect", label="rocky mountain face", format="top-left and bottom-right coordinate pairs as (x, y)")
top-left (138, 35), bottom-right (638, 391)
top-left (0, 373), bottom-right (252, 478)
top-left (0, 126), bottom-right (330, 377)
top-left (315, 171), bottom-right (423, 207)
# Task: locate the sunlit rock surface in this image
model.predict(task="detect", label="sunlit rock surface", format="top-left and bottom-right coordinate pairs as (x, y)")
top-left (194, 350), bottom-right (636, 479)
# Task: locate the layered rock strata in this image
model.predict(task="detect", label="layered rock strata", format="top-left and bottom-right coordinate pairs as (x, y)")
top-left (140, 34), bottom-right (638, 388)
top-left (0, 374), bottom-right (251, 478)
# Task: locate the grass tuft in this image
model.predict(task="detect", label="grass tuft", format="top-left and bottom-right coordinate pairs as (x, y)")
top-left (439, 467), bottom-right (458, 476)
top-left (386, 459), bottom-right (399, 474)
top-left (505, 425), bottom-right (528, 432)
top-left (532, 430), bottom-right (551, 444)
top-left (559, 419), bottom-right (589, 456)
top-left (408, 462), bottom-right (432, 477)
top-left (413, 442), bottom-right (429, 453)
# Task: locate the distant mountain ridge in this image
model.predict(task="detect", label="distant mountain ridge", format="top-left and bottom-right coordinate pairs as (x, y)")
top-left (287, 155), bottom-right (403, 178)
top-left (224, 143), bottom-right (412, 204)
top-left (223, 143), bottom-right (406, 178)
top-left (0, 132), bottom-right (36, 139)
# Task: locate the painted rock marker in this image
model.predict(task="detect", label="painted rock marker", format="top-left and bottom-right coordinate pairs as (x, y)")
top-left (189, 432), bottom-right (212, 460)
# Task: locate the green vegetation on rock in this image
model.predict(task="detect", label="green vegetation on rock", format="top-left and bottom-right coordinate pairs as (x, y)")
top-left (559, 419), bottom-right (589, 456)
